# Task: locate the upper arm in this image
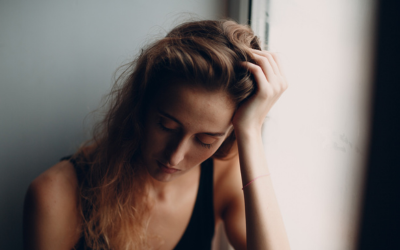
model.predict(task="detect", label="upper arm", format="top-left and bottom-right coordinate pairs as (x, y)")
top-left (214, 156), bottom-right (247, 250)
top-left (23, 161), bottom-right (82, 250)
top-left (223, 190), bottom-right (247, 250)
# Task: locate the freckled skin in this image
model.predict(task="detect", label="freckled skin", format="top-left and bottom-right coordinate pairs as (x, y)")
top-left (141, 83), bottom-right (235, 183)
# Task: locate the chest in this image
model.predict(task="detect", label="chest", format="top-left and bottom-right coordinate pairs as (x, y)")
top-left (146, 174), bottom-right (200, 250)
top-left (146, 163), bottom-right (223, 250)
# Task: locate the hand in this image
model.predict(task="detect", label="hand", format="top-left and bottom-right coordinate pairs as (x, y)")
top-left (232, 49), bottom-right (288, 132)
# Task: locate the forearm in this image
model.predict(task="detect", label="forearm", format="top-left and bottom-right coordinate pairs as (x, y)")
top-left (235, 128), bottom-right (290, 250)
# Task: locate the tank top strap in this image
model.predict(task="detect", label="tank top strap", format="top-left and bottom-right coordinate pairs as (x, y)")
top-left (59, 155), bottom-right (215, 249)
top-left (174, 157), bottom-right (215, 249)
top-left (60, 155), bottom-right (86, 186)
top-left (59, 155), bottom-right (91, 250)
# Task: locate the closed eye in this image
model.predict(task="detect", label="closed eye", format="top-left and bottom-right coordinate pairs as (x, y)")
top-left (157, 114), bottom-right (180, 132)
top-left (196, 138), bottom-right (212, 149)
top-left (157, 116), bottom-right (216, 149)
top-left (157, 121), bottom-right (176, 132)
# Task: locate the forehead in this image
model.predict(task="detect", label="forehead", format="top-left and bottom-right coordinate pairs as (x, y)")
top-left (155, 84), bottom-right (235, 131)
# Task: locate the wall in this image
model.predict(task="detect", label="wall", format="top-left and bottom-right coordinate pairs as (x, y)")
top-left (1, 0), bottom-right (376, 249)
top-left (0, 1), bottom-right (226, 248)
top-left (264, 0), bottom-right (375, 249)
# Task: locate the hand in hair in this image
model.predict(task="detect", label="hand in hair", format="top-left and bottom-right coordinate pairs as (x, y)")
top-left (229, 49), bottom-right (291, 249)
top-left (232, 49), bottom-right (288, 132)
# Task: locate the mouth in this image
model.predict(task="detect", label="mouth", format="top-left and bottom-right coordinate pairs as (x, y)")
top-left (157, 161), bottom-right (181, 174)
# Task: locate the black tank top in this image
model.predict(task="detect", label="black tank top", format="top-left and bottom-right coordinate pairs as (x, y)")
top-left (60, 156), bottom-right (215, 250)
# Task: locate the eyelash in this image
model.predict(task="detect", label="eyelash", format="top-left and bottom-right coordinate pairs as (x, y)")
top-left (157, 121), bottom-right (212, 149)
top-left (157, 121), bottom-right (173, 132)
top-left (197, 139), bottom-right (212, 149)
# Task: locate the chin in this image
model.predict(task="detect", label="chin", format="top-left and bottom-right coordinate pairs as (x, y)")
top-left (144, 159), bottom-right (179, 182)
top-left (150, 171), bottom-right (179, 182)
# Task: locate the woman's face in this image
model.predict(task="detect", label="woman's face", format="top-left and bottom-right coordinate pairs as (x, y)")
top-left (142, 83), bottom-right (235, 182)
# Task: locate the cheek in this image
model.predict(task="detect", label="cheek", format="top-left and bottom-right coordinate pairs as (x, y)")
top-left (143, 123), bottom-right (167, 155)
top-left (185, 143), bottom-right (221, 165)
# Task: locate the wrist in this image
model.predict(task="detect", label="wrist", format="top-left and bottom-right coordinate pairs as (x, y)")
top-left (234, 127), bottom-right (264, 150)
top-left (233, 124), bottom-right (262, 138)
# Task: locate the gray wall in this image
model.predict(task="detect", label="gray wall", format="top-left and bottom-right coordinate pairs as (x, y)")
top-left (0, 1), bottom-right (226, 248)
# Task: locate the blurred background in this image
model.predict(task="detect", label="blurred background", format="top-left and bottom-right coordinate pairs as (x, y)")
top-left (0, 0), bottom-right (379, 249)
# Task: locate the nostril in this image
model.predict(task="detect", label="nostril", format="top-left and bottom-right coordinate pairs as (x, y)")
top-left (163, 135), bottom-right (187, 166)
top-left (166, 147), bottom-right (185, 167)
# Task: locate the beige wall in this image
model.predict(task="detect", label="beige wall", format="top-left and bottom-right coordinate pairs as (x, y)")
top-left (263, 0), bottom-right (375, 249)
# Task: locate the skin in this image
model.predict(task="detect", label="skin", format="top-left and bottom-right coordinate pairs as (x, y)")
top-left (23, 50), bottom-right (290, 250)
top-left (141, 83), bottom-right (235, 184)
top-left (233, 50), bottom-right (290, 249)
top-left (140, 85), bottom-right (238, 249)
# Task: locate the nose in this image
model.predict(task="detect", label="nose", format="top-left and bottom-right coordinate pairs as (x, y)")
top-left (164, 136), bottom-right (188, 167)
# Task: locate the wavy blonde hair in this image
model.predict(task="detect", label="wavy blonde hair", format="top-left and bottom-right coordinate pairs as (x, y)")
top-left (73, 19), bottom-right (261, 249)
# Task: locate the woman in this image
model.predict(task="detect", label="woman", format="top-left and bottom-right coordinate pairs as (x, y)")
top-left (23, 20), bottom-right (290, 250)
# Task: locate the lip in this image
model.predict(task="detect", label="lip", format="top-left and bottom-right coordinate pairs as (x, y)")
top-left (157, 161), bottom-right (180, 174)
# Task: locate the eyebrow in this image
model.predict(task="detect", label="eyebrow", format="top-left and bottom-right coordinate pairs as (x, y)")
top-left (157, 108), bottom-right (226, 137)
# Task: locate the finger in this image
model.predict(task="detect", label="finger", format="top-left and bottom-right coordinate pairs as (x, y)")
top-left (251, 53), bottom-right (275, 82)
top-left (251, 49), bottom-right (281, 76)
top-left (241, 62), bottom-right (273, 96)
top-left (254, 50), bottom-right (288, 91)
top-left (270, 52), bottom-right (286, 77)
top-left (250, 52), bottom-right (288, 94)
top-left (270, 52), bottom-right (288, 89)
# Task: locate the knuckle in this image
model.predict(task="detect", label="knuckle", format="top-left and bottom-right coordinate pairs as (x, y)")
top-left (260, 57), bottom-right (269, 66)
top-left (283, 84), bottom-right (289, 91)
top-left (253, 65), bottom-right (263, 73)
top-left (258, 85), bottom-right (270, 96)
top-left (254, 54), bottom-right (267, 64)
top-left (283, 81), bottom-right (289, 90)
top-left (260, 50), bottom-right (270, 56)
top-left (281, 79), bottom-right (289, 89)
top-left (265, 52), bottom-right (273, 58)
top-left (272, 85), bottom-right (282, 94)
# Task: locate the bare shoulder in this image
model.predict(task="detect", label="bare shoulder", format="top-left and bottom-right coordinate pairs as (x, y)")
top-left (23, 159), bottom-right (82, 250)
top-left (213, 153), bottom-right (243, 217)
top-left (213, 153), bottom-right (247, 250)
top-left (27, 159), bottom-right (79, 214)
top-left (31, 159), bottom-right (78, 194)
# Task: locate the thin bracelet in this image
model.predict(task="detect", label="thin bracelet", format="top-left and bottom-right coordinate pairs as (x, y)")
top-left (242, 174), bottom-right (270, 190)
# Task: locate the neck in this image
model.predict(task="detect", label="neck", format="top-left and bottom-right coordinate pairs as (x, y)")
top-left (146, 165), bottom-right (200, 202)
